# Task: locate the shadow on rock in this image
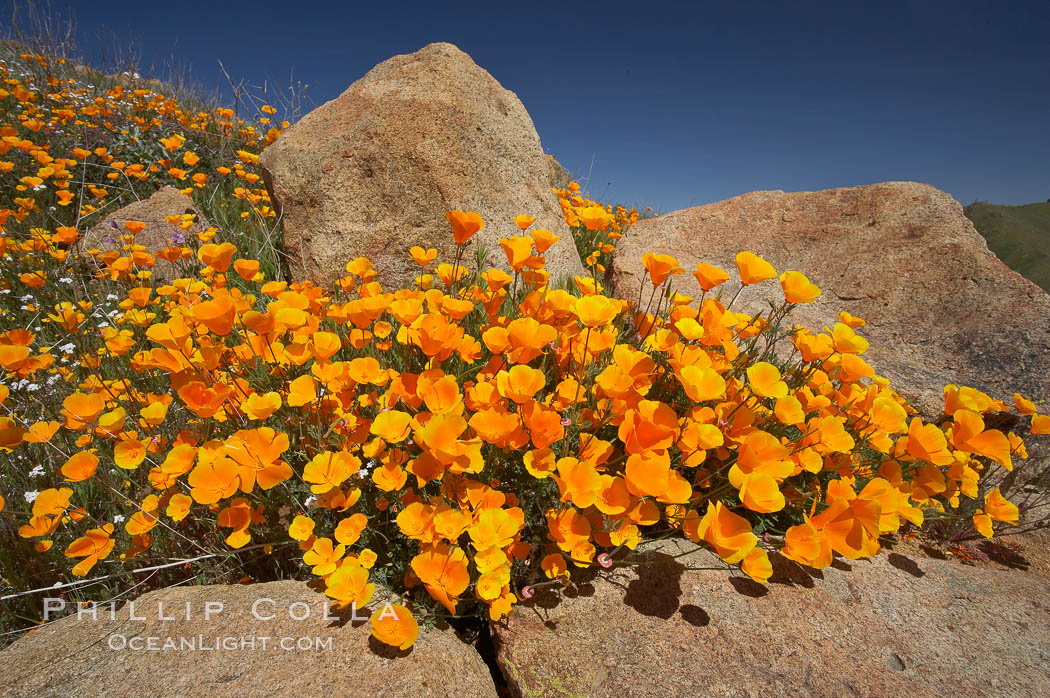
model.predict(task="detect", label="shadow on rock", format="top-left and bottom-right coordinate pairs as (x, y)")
top-left (678, 604), bottom-right (711, 627)
top-left (830, 558), bottom-right (853, 572)
top-left (887, 552), bottom-right (925, 578)
top-left (976, 541), bottom-right (1030, 570)
top-left (728, 576), bottom-right (769, 598)
top-left (621, 552), bottom-right (687, 619)
top-left (768, 552), bottom-right (816, 588)
top-left (368, 634), bottom-right (413, 658)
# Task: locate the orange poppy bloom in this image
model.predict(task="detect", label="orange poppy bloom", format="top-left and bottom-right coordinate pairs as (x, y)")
top-left (495, 365), bottom-right (546, 404)
top-left (618, 400), bottom-right (678, 455)
top-left (574, 295), bottom-right (620, 328)
top-left (197, 241), bottom-right (237, 272)
top-left (746, 361), bottom-right (788, 399)
top-left (446, 210), bottom-right (484, 245)
top-left (641, 252), bottom-right (683, 286)
top-left (303, 451), bottom-right (357, 494)
top-left (779, 270), bottom-right (821, 303)
top-left (371, 604), bottom-right (419, 649)
top-left (64, 523), bottom-right (115, 576)
top-left (499, 236), bottom-right (536, 271)
top-left (188, 458), bottom-right (240, 504)
top-left (690, 263), bottom-right (729, 291)
top-left (325, 561), bottom-right (375, 607)
top-left (60, 450), bottom-right (99, 482)
top-left (735, 251), bottom-right (776, 285)
top-left (685, 501), bottom-right (757, 564)
top-left (233, 258), bottom-right (260, 281)
top-left (531, 228), bottom-right (560, 252)
top-left (410, 246), bottom-right (438, 266)
top-left (411, 544), bottom-right (470, 613)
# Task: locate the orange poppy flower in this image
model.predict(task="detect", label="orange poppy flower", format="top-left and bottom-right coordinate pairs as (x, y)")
top-left (193, 295), bottom-right (236, 336)
top-left (685, 501), bottom-right (757, 564)
top-left (446, 210), bottom-right (484, 245)
top-left (513, 214), bottom-right (536, 231)
top-left (303, 451), bottom-right (357, 494)
top-left (371, 604), bottom-right (419, 650)
top-left (531, 228), bottom-right (560, 252)
top-left (641, 252), bottom-right (683, 286)
top-left (951, 409), bottom-right (1012, 470)
top-left (411, 544), bottom-right (470, 613)
top-left (410, 246), bottom-right (438, 266)
top-left (64, 523), bottom-right (115, 576)
top-left (574, 295), bottom-right (620, 328)
top-left (188, 457), bottom-right (240, 504)
top-left (60, 450), bottom-right (99, 481)
top-left (197, 242), bottom-right (237, 272)
top-left (983, 488), bottom-right (1018, 524)
top-left (288, 515), bottom-right (316, 541)
top-left (746, 361), bottom-right (788, 399)
top-left (178, 381), bottom-right (232, 418)
top-left (1030, 414), bottom-right (1049, 435)
top-left (904, 417), bottom-right (954, 466)
top-left (495, 365), bottom-right (546, 404)
top-left (831, 322), bottom-right (869, 355)
top-left (735, 251), bottom-right (776, 285)
top-left (781, 516), bottom-right (832, 569)
top-left (779, 270), bottom-right (821, 303)
top-left (499, 236), bottom-right (536, 272)
top-left (371, 410), bottom-right (413, 442)
top-left (233, 258), bottom-right (260, 281)
top-left (618, 400), bottom-right (678, 455)
top-left (690, 262), bottom-right (730, 291)
top-left (325, 561), bottom-right (375, 607)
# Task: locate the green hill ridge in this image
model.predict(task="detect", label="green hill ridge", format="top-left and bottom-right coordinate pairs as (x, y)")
top-left (965, 200), bottom-right (1050, 293)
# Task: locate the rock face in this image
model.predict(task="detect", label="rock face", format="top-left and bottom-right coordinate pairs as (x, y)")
top-left (545, 154), bottom-right (572, 190)
top-left (495, 540), bottom-right (1050, 697)
top-left (84, 186), bottom-right (208, 281)
top-left (610, 182), bottom-right (1050, 415)
top-left (0, 581), bottom-right (497, 698)
top-left (261, 42), bottom-right (584, 289)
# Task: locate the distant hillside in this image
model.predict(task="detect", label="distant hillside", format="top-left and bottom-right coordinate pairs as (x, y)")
top-left (965, 201), bottom-right (1050, 293)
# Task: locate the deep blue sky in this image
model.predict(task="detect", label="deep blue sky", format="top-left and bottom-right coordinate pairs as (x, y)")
top-left (12, 0), bottom-right (1050, 212)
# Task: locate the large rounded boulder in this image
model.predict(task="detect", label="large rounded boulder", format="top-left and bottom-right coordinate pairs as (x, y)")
top-left (611, 182), bottom-right (1050, 415)
top-left (261, 42), bottom-right (583, 289)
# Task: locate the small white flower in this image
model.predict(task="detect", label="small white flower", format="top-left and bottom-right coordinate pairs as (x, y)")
top-left (24, 490), bottom-right (40, 503)
top-left (28, 465), bottom-right (45, 478)
top-left (112, 514), bottom-right (126, 524)
top-left (59, 343), bottom-right (76, 354)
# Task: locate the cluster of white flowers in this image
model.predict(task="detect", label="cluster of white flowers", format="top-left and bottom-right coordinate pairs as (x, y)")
top-left (8, 378), bottom-right (40, 392)
top-left (356, 458), bottom-right (381, 479)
